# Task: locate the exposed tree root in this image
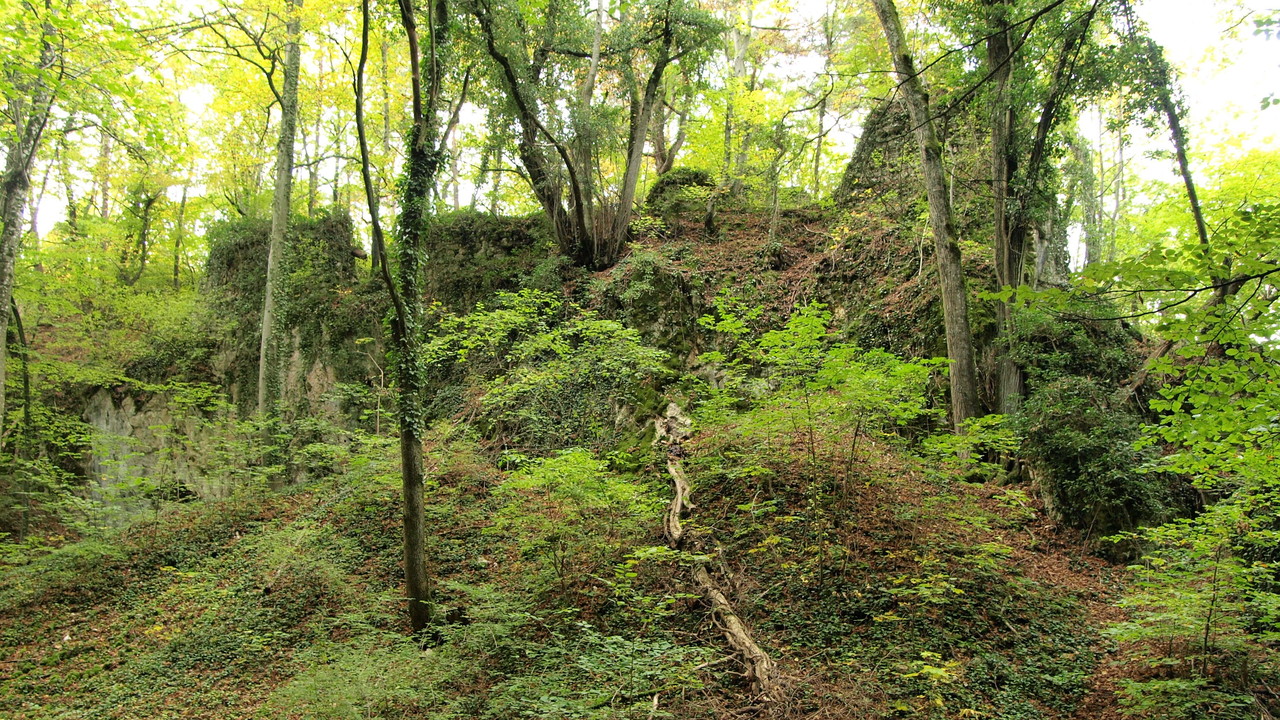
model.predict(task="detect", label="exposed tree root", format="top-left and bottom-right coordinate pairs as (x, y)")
top-left (690, 562), bottom-right (783, 700)
top-left (664, 456), bottom-right (691, 546)
top-left (656, 403), bottom-right (782, 702)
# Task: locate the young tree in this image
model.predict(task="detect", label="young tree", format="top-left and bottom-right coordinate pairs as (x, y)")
top-left (984, 0), bottom-right (1101, 413)
top-left (0, 1), bottom-right (59, 426)
top-left (1, 0), bottom-right (156, 425)
top-left (359, 0), bottom-right (450, 634)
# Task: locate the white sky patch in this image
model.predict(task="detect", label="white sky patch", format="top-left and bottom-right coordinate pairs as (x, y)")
top-left (1142, 0), bottom-right (1279, 149)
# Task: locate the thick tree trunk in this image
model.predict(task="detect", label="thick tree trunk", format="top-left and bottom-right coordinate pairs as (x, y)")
top-left (256, 0), bottom-right (303, 418)
top-left (987, 2), bottom-right (1023, 416)
top-left (871, 0), bottom-right (980, 428)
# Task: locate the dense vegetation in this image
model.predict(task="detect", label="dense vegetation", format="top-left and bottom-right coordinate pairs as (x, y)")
top-left (1, 0), bottom-right (1278, 717)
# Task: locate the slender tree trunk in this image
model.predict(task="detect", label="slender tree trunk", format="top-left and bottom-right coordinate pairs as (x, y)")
top-left (355, 12), bottom-right (387, 284)
top-left (472, 2), bottom-right (589, 266)
top-left (723, 8), bottom-right (751, 195)
top-left (27, 161), bottom-right (49, 238)
top-left (650, 84), bottom-right (687, 176)
top-left (306, 99), bottom-right (321, 216)
top-left (871, 0), bottom-right (980, 427)
top-left (96, 129), bottom-right (111, 219)
top-left (375, 0), bottom-right (450, 636)
top-left (56, 121), bottom-right (77, 233)
top-left (173, 182), bottom-right (187, 291)
top-left (120, 192), bottom-right (158, 286)
top-left (256, 0), bottom-right (303, 418)
top-left (813, 3), bottom-right (833, 199)
top-left (1133, 34), bottom-right (1215, 284)
top-left (570, 0), bottom-right (604, 215)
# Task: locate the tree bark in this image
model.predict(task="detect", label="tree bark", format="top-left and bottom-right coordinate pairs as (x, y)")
top-left (355, 4), bottom-right (387, 285)
top-left (96, 129), bottom-right (111, 219)
top-left (1131, 32), bottom-right (1218, 293)
top-left (256, 0), bottom-right (303, 418)
top-left (871, 0), bottom-right (980, 428)
top-left (0, 8), bottom-right (58, 429)
top-left (470, 0), bottom-right (590, 266)
top-left (173, 182), bottom-right (187, 290)
top-left (375, 0), bottom-right (451, 636)
top-left (987, 1), bottom-right (1023, 416)
top-left (609, 15), bottom-right (674, 255)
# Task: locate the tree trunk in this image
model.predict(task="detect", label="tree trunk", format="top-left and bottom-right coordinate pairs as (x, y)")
top-left (609, 17), bottom-right (673, 258)
top-left (306, 96), bottom-right (321, 216)
top-left (987, 1), bottom-right (1023, 416)
top-left (813, 3), bottom-right (833, 200)
top-left (471, 2), bottom-right (590, 266)
top-left (26, 161), bottom-right (49, 238)
top-left (56, 121), bottom-right (77, 233)
top-left (174, 182), bottom-right (187, 290)
top-left (871, 0), bottom-right (980, 428)
top-left (0, 11), bottom-right (58, 429)
top-left (728, 11), bottom-right (752, 195)
top-left (718, 6), bottom-right (752, 196)
top-left (375, 0), bottom-right (451, 636)
top-left (256, 0), bottom-right (303, 418)
top-left (1132, 33), bottom-right (1217, 288)
top-left (96, 129), bottom-right (111, 219)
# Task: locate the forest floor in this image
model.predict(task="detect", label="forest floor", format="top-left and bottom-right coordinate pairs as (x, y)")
top-left (0, 424), bottom-right (1138, 719)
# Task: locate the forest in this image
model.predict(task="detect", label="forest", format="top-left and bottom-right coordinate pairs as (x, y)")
top-left (0, 0), bottom-right (1278, 717)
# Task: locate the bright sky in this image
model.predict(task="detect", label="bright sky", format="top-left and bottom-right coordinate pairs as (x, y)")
top-left (30, 0), bottom-right (1280, 240)
top-left (1141, 0), bottom-right (1278, 149)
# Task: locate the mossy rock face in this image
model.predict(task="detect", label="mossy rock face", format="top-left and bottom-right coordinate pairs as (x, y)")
top-left (593, 246), bottom-right (702, 359)
top-left (422, 211), bottom-right (560, 312)
top-left (203, 209), bottom-right (383, 413)
top-left (645, 168), bottom-right (715, 237)
top-left (646, 168), bottom-right (714, 209)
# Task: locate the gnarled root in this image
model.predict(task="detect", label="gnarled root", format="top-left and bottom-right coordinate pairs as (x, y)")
top-left (658, 412), bottom-right (782, 702)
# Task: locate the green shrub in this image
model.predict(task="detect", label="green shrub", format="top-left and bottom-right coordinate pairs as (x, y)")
top-left (490, 449), bottom-right (660, 593)
top-left (425, 290), bottom-right (670, 453)
top-left (0, 539), bottom-right (126, 608)
top-left (1006, 304), bottom-right (1173, 538)
top-left (262, 633), bottom-right (446, 719)
top-left (1017, 377), bottom-right (1169, 538)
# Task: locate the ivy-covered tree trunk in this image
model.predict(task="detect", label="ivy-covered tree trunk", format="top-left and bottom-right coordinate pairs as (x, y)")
top-left (372, 0), bottom-right (450, 636)
top-left (871, 0), bottom-right (981, 428)
top-left (256, 0), bottom-right (303, 417)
